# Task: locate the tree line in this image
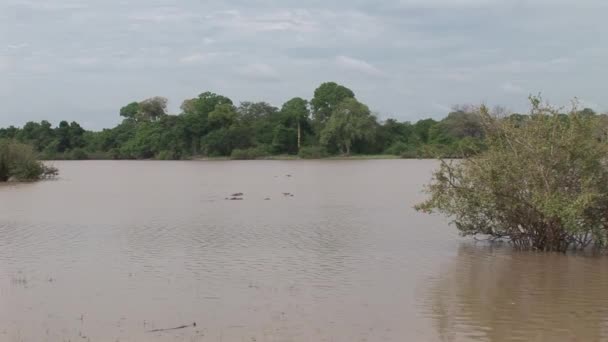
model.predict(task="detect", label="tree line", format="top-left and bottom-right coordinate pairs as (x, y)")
top-left (0, 82), bottom-right (601, 160)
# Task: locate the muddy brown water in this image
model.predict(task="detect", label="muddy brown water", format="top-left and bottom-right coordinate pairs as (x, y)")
top-left (1, 160), bottom-right (607, 341)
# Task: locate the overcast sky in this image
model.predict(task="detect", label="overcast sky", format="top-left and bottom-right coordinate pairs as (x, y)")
top-left (1, 0), bottom-right (607, 129)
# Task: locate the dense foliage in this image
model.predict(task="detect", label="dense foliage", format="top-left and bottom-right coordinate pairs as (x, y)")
top-left (0, 82), bottom-right (503, 160)
top-left (0, 140), bottom-right (58, 182)
top-left (416, 98), bottom-right (608, 252)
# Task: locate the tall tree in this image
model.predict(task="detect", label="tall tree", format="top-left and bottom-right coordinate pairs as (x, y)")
top-left (237, 102), bottom-right (279, 123)
top-left (55, 121), bottom-right (71, 152)
top-left (208, 104), bottom-right (238, 130)
top-left (412, 118), bottom-right (437, 144)
top-left (320, 98), bottom-right (376, 155)
top-left (138, 96), bottom-right (168, 121)
top-left (119, 102), bottom-right (140, 119)
top-left (180, 92), bottom-right (233, 154)
top-left (181, 92), bottom-right (233, 117)
top-left (310, 82), bottom-right (355, 124)
top-left (280, 97), bottom-right (310, 150)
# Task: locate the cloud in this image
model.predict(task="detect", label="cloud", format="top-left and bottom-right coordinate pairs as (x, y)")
top-left (395, 0), bottom-right (498, 9)
top-left (236, 63), bottom-right (280, 81)
top-left (7, 43), bottom-right (28, 49)
top-left (12, 0), bottom-right (88, 11)
top-left (578, 98), bottom-right (600, 110)
top-left (432, 103), bottom-right (452, 113)
top-left (335, 55), bottom-right (385, 77)
top-left (0, 0), bottom-right (607, 128)
top-left (209, 9), bottom-right (319, 33)
top-left (0, 56), bottom-right (9, 71)
top-left (178, 53), bottom-right (218, 64)
top-left (129, 6), bottom-right (198, 23)
top-left (501, 82), bottom-right (524, 94)
top-left (73, 57), bottom-right (99, 66)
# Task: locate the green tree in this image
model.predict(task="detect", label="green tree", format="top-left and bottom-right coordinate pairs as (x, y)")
top-left (201, 126), bottom-right (254, 156)
top-left (69, 121), bottom-right (86, 149)
top-left (272, 124), bottom-right (297, 154)
top-left (0, 126), bottom-right (18, 140)
top-left (180, 92), bottom-right (233, 155)
top-left (280, 97), bottom-right (310, 150)
top-left (412, 118), bottom-right (437, 144)
top-left (416, 98), bottom-right (608, 252)
top-left (237, 102), bottom-right (281, 146)
top-left (310, 82), bottom-right (355, 124)
top-left (138, 96), bottom-right (168, 121)
top-left (208, 104), bottom-right (238, 129)
top-left (119, 102), bottom-right (140, 119)
top-left (578, 107), bottom-right (596, 117)
top-left (320, 98), bottom-right (376, 155)
top-left (17, 121), bottom-right (55, 151)
top-left (237, 101), bottom-right (279, 123)
top-left (432, 108), bottom-right (484, 143)
top-left (55, 121), bottom-right (71, 152)
top-left (181, 92), bottom-right (233, 117)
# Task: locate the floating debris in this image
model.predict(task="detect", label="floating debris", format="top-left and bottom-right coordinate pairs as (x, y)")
top-left (226, 192), bottom-right (244, 200)
top-left (147, 322), bottom-right (197, 333)
top-left (264, 198), bottom-right (271, 200)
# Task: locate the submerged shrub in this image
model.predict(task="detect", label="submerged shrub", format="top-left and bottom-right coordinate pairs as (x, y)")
top-left (416, 97), bottom-right (608, 252)
top-left (0, 140), bottom-right (58, 181)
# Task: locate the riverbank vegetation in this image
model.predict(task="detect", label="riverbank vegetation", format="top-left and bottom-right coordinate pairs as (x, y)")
top-left (0, 82), bottom-right (502, 160)
top-left (0, 140), bottom-right (58, 182)
top-left (416, 97), bottom-right (608, 252)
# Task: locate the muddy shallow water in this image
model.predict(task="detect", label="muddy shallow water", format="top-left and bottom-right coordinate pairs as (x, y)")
top-left (1, 160), bottom-right (607, 341)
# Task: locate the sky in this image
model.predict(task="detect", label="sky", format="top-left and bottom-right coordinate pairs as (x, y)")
top-left (1, 0), bottom-right (607, 130)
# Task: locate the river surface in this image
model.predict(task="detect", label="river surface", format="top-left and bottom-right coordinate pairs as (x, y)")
top-left (1, 160), bottom-right (607, 342)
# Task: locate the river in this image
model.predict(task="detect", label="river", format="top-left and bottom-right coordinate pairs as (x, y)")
top-left (1, 160), bottom-right (607, 341)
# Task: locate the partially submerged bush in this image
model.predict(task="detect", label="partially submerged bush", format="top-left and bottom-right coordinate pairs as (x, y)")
top-left (0, 140), bottom-right (58, 181)
top-left (416, 97), bottom-right (608, 252)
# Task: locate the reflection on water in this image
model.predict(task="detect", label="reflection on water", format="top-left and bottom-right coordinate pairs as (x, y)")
top-left (426, 244), bottom-right (608, 341)
top-left (1, 160), bottom-right (606, 341)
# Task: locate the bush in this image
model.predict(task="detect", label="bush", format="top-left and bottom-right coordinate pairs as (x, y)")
top-left (70, 148), bottom-right (88, 160)
top-left (298, 146), bottom-right (327, 159)
top-left (156, 150), bottom-right (177, 160)
top-left (400, 148), bottom-right (421, 159)
top-left (0, 140), bottom-right (58, 181)
top-left (385, 141), bottom-right (410, 156)
top-left (416, 98), bottom-right (608, 252)
top-left (230, 146), bottom-right (270, 160)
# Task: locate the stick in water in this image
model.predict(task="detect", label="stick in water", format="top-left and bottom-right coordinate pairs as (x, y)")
top-left (147, 322), bottom-right (196, 332)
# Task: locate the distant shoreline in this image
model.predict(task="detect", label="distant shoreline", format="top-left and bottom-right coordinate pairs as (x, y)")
top-left (42, 154), bottom-right (408, 162)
